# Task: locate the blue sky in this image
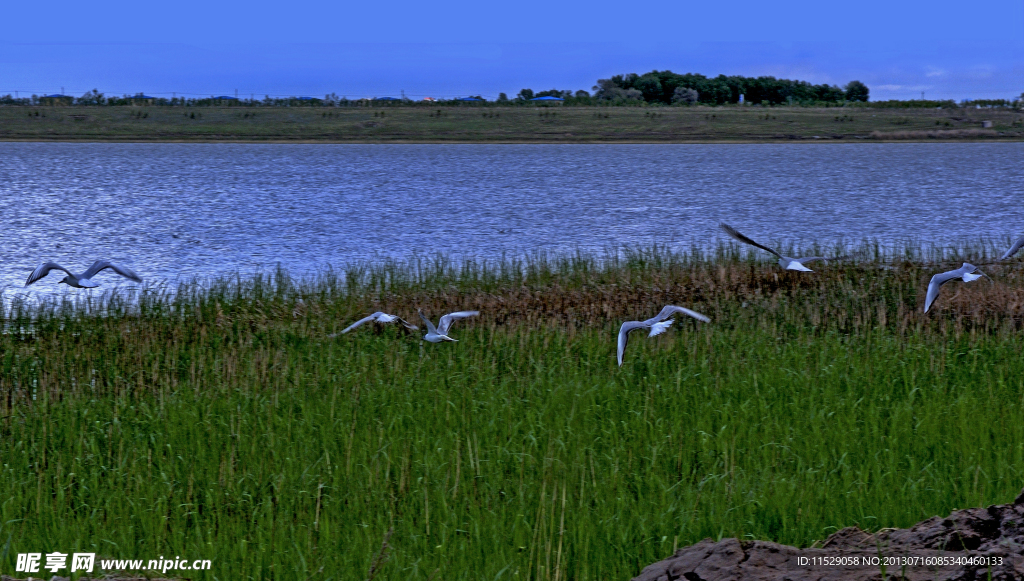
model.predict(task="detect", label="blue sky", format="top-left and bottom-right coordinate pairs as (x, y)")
top-left (1, 1), bottom-right (1021, 101)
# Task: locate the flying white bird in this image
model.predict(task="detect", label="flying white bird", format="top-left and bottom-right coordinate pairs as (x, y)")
top-left (25, 260), bottom-right (142, 288)
top-left (418, 310), bottom-right (479, 343)
top-left (720, 223), bottom-right (836, 272)
top-left (924, 262), bottom-right (987, 313)
top-left (999, 235), bottom-right (1024, 261)
top-left (332, 312), bottom-right (418, 336)
top-left (617, 305), bottom-right (710, 366)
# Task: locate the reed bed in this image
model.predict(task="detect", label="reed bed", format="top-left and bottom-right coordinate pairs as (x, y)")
top-left (2, 241), bottom-right (1024, 580)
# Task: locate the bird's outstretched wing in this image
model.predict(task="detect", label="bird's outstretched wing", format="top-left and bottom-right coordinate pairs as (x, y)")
top-left (1000, 236), bottom-right (1024, 261)
top-left (651, 305), bottom-right (711, 324)
top-left (959, 263), bottom-right (989, 283)
top-left (82, 260), bottom-right (142, 282)
top-left (339, 312), bottom-right (386, 334)
top-left (617, 321), bottom-right (647, 367)
top-left (438, 311), bottom-right (480, 335)
top-left (924, 268), bottom-right (969, 313)
top-left (417, 310), bottom-right (438, 335)
top-left (719, 223), bottom-right (780, 257)
top-left (785, 260), bottom-right (814, 272)
top-left (393, 316), bottom-right (419, 331)
top-left (25, 262), bottom-right (73, 286)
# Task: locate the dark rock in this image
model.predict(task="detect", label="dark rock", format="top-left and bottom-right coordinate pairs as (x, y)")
top-left (634, 488), bottom-right (1024, 581)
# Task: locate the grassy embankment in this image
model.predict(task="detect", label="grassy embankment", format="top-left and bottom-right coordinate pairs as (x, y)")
top-left (3, 243), bottom-right (1024, 580)
top-left (1, 105), bottom-right (1022, 142)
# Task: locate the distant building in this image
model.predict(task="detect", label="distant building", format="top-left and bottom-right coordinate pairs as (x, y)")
top-left (130, 94), bottom-right (156, 106)
top-left (530, 96), bottom-right (564, 106)
top-left (40, 94), bottom-right (73, 106)
top-left (213, 96), bottom-right (239, 105)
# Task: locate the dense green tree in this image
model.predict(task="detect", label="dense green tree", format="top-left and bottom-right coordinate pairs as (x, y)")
top-left (672, 87), bottom-right (699, 104)
top-left (845, 80), bottom-right (869, 102)
top-left (597, 70), bottom-right (866, 106)
top-left (534, 89), bottom-right (572, 99)
top-left (76, 89), bottom-right (105, 105)
top-left (591, 79), bottom-right (617, 98)
top-left (516, 88), bottom-right (534, 101)
top-left (593, 79), bottom-right (644, 102)
top-left (813, 84), bottom-right (846, 102)
top-left (634, 74), bottom-right (665, 102)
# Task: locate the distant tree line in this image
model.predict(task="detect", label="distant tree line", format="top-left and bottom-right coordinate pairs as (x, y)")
top-left (861, 98), bottom-right (1021, 109)
top-left (586, 70), bottom-right (868, 105)
top-left (1, 82), bottom-right (1020, 108)
top-left (0, 91), bottom-right (394, 107)
top-left (959, 98), bottom-right (1020, 108)
top-left (865, 99), bottom-right (960, 109)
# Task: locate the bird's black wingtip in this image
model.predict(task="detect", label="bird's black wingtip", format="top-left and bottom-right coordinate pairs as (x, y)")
top-left (718, 222), bottom-right (742, 239)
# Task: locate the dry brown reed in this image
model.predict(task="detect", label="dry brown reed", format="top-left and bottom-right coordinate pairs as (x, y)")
top-left (5, 248), bottom-right (1024, 410)
top-left (358, 261), bottom-right (1024, 335)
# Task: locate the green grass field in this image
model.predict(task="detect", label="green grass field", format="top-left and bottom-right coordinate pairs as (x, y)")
top-left (1, 105), bottom-right (1022, 142)
top-left (3, 244), bottom-right (1024, 580)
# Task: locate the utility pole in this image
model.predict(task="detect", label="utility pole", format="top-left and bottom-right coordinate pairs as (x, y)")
top-left (61, 86), bottom-right (64, 95)
top-left (235, 89), bottom-right (238, 100)
top-left (921, 91), bottom-right (925, 100)
top-left (401, 89), bottom-right (406, 100)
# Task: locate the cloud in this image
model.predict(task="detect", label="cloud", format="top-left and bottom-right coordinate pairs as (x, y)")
top-left (873, 84), bottom-right (932, 91)
top-left (966, 65), bottom-right (996, 79)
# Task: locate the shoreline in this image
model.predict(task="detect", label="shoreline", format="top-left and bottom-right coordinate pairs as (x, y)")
top-left (2, 137), bottom-right (1022, 144)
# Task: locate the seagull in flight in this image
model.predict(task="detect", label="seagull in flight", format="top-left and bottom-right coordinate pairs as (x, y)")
top-left (617, 305), bottom-right (710, 367)
top-left (924, 262), bottom-right (987, 313)
top-left (332, 312), bottom-right (418, 336)
top-left (999, 235), bottom-right (1024, 261)
top-left (25, 260), bottom-right (142, 288)
top-left (418, 309), bottom-right (479, 343)
top-left (720, 223), bottom-right (835, 272)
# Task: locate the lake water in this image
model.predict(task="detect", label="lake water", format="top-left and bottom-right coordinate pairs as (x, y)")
top-left (1, 142), bottom-right (1022, 297)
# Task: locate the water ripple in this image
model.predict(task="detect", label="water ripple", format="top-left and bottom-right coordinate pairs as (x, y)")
top-left (1, 142), bottom-right (1021, 299)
